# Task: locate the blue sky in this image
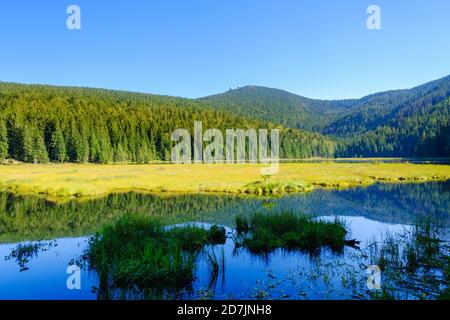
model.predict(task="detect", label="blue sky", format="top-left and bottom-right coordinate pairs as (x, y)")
top-left (1, 0), bottom-right (449, 99)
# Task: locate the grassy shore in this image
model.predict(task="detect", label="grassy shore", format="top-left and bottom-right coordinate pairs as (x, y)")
top-left (0, 162), bottom-right (449, 199)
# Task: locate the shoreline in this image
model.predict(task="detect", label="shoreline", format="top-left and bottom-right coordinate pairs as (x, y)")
top-left (0, 162), bottom-right (449, 201)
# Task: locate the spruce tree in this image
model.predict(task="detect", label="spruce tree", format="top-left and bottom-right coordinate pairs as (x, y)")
top-left (51, 125), bottom-right (66, 162)
top-left (0, 119), bottom-right (8, 161)
top-left (32, 129), bottom-right (49, 163)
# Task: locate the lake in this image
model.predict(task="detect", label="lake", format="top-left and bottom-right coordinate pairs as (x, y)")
top-left (0, 182), bottom-right (449, 300)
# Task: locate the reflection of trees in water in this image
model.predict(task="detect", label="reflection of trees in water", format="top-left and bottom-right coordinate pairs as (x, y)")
top-left (268, 182), bottom-right (450, 226)
top-left (0, 192), bottom-right (250, 242)
top-left (0, 182), bottom-right (448, 243)
top-left (5, 240), bottom-right (56, 272)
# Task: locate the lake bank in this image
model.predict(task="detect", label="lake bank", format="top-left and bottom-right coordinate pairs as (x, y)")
top-left (0, 162), bottom-right (449, 200)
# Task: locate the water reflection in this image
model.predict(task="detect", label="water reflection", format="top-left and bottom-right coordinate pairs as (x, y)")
top-left (0, 182), bottom-right (448, 300)
top-left (1, 182), bottom-right (449, 244)
top-left (5, 240), bottom-right (57, 272)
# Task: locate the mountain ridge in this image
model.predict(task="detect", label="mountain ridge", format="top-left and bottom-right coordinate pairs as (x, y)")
top-left (1, 74), bottom-right (449, 161)
top-left (199, 74), bottom-right (450, 133)
top-left (198, 75), bottom-right (450, 157)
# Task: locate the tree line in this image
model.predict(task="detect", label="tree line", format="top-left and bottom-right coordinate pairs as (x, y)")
top-left (2, 78), bottom-right (448, 162)
top-left (0, 83), bottom-right (335, 163)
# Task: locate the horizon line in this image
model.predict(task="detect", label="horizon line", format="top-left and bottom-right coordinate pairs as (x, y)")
top-left (1, 73), bottom-right (449, 102)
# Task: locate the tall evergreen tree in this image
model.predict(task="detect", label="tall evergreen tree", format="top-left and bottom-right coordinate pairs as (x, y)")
top-left (50, 125), bottom-right (66, 162)
top-left (32, 128), bottom-right (49, 163)
top-left (0, 119), bottom-right (8, 161)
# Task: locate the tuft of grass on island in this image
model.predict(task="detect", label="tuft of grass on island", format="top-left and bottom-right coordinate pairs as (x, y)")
top-left (86, 212), bottom-right (350, 298)
top-left (0, 161), bottom-right (449, 200)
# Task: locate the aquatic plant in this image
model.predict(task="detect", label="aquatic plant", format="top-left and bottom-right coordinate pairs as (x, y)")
top-left (438, 257), bottom-right (450, 300)
top-left (367, 219), bottom-right (450, 300)
top-left (204, 246), bottom-right (226, 292)
top-left (234, 212), bottom-right (348, 253)
top-left (87, 215), bottom-right (227, 298)
top-left (208, 225), bottom-right (226, 244)
top-left (235, 216), bottom-right (249, 233)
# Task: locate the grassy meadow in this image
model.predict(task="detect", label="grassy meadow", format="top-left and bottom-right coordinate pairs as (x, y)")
top-left (0, 162), bottom-right (449, 200)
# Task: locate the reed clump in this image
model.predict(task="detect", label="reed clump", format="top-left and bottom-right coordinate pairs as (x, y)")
top-left (235, 212), bottom-right (348, 253)
top-left (368, 219), bottom-right (450, 300)
top-left (87, 215), bottom-right (226, 292)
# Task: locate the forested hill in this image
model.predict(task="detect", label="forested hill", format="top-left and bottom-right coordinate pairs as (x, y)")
top-left (0, 82), bottom-right (335, 163)
top-left (1, 74), bottom-right (449, 164)
top-left (200, 75), bottom-right (450, 157)
top-left (323, 75), bottom-right (450, 138)
top-left (332, 76), bottom-right (450, 157)
top-left (199, 86), bottom-right (356, 131)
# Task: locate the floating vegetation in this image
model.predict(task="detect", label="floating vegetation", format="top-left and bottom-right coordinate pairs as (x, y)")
top-left (234, 212), bottom-right (349, 253)
top-left (235, 216), bottom-right (250, 233)
top-left (208, 225), bottom-right (227, 244)
top-left (86, 215), bottom-right (227, 299)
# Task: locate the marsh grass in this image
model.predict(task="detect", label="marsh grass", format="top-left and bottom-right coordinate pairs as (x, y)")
top-left (439, 257), bottom-right (450, 300)
top-left (242, 181), bottom-right (313, 195)
top-left (87, 215), bottom-right (227, 297)
top-left (368, 219), bottom-right (450, 299)
top-left (205, 247), bottom-right (225, 279)
top-left (0, 163), bottom-right (448, 200)
top-left (234, 212), bottom-right (348, 253)
top-left (235, 216), bottom-right (249, 233)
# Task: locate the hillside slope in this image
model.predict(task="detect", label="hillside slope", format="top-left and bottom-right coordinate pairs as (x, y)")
top-left (324, 75), bottom-right (450, 137)
top-left (199, 86), bottom-right (356, 131)
top-left (0, 82), bottom-right (335, 163)
top-left (1, 74), bottom-right (449, 163)
top-left (200, 75), bottom-right (450, 157)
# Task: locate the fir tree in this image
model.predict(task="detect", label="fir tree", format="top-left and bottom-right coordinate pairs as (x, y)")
top-left (0, 119), bottom-right (8, 161)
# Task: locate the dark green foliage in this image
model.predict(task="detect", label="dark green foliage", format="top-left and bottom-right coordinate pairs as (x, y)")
top-left (0, 192), bottom-right (247, 243)
top-left (1, 74), bottom-right (449, 162)
top-left (208, 225), bottom-right (226, 244)
top-left (235, 212), bottom-right (347, 253)
top-left (200, 85), bottom-right (355, 131)
top-left (1, 182), bottom-right (449, 244)
top-left (0, 119), bottom-right (8, 161)
top-left (335, 97), bottom-right (450, 157)
top-left (235, 216), bottom-right (249, 233)
top-left (88, 216), bottom-right (196, 292)
top-left (7, 122), bottom-right (48, 163)
top-left (0, 82), bottom-right (335, 163)
top-left (201, 76), bottom-right (450, 158)
top-left (50, 124), bottom-right (66, 162)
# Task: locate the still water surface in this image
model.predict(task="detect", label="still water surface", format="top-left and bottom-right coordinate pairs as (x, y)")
top-left (0, 182), bottom-right (449, 300)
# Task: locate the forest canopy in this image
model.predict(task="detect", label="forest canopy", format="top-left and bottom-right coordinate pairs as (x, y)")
top-left (1, 75), bottom-right (449, 164)
top-left (0, 83), bottom-right (335, 163)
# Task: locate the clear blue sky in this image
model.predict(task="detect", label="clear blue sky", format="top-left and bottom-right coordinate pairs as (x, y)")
top-left (1, 0), bottom-right (449, 99)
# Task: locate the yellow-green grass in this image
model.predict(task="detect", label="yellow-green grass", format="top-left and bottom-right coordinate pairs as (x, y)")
top-left (0, 162), bottom-right (449, 200)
